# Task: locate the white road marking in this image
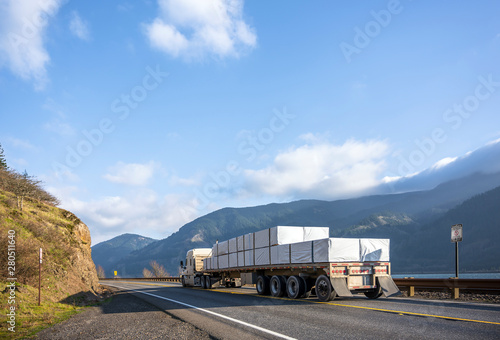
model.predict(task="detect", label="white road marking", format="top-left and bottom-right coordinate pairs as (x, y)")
top-left (107, 283), bottom-right (297, 340)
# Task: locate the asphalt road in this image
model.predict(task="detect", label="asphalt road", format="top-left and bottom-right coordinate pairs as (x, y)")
top-left (101, 280), bottom-right (500, 340)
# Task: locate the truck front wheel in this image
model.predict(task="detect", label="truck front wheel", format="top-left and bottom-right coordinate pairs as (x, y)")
top-left (256, 275), bottom-right (271, 295)
top-left (315, 275), bottom-right (337, 302)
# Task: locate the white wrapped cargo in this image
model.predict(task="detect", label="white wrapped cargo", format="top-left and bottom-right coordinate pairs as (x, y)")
top-left (303, 227), bottom-right (330, 242)
top-left (212, 256), bottom-right (218, 269)
top-left (254, 229), bottom-right (270, 249)
top-left (244, 233), bottom-right (254, 250)
top-left (237, 251), bottom-right (245, 267)
top-left (207, 257), bottom-right (212, 270)
top-left (218, 254), bottom-right (229, 269)
top-left (271, 245), bottom-right (279, 264)
top-left (217, 241), bottom-right (229, 255)
top-left (244, 249), bottom-right (254, 266)
top-left (313, 238), bottom-right (360, 262)
top-left (270, 244), bottom-right (291, 264)
top-left (360, 239), bottom-right (390, 261)
top-left (229, 238), bottom-right (238, 253)
top-left (290, 241), bottom-right (313, 263)
top-left (229, 252), bottom-right (238, 267)
top-left (255, 247), bottom-right (271, 265)
top-left (237, 236), bottom-right (245, 251)
top-left (270, 226), bottom-right (304, 246)
top-left (212, 244), bottom-right (217, 257)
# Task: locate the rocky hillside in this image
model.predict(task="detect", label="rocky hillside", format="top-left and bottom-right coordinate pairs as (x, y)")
top-left (0, 189), bottom-right (100, 301)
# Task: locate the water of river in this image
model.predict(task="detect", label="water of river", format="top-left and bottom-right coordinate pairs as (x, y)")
top-left (392, 273), bottom-right (500, 279)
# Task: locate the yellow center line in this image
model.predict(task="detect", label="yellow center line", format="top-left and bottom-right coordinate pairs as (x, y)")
top-left (104, 282), bottom-right (500, 326)
top-left (209, 287), bottom-right (500, 326)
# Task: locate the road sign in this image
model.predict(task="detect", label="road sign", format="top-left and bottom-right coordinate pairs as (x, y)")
top-left (451, 224), bottom-right (463, 242)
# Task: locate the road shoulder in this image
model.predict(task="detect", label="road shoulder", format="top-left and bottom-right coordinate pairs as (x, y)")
top-left (33, 286), bottom-right (213, 339)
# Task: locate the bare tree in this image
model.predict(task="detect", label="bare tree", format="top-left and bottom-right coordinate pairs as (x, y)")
top-left (149, 260), bottom-right (169, 277)
top-left (9, 170), bottom-right (41, 211)
top-left (142, 268), bottom-right (153, 278)
top-left (96, 265), bottom-right (106, 279)
top-left (0, 167), bottom-right (60, 208)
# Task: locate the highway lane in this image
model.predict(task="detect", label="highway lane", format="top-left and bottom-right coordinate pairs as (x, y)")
top-left (101, 280), bottom-right (500, 340)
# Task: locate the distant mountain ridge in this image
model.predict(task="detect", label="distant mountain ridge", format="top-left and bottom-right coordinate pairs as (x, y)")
top-left (106, 171), bottom-right (500, 277)
top-left (91, 233), bottom-right (158, 277)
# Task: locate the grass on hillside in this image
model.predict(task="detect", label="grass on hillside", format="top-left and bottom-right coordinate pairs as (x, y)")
top-left (0, 282), bottom-right (84, 339)
top-left (0, 189), bottom-right (104, 338)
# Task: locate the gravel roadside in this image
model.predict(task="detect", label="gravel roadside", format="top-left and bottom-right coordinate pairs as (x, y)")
top-left (33, 287), bottom-right (214, 340)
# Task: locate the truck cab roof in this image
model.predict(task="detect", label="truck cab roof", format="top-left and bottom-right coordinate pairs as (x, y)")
top-left (186, 248), bottom-right (212, 257)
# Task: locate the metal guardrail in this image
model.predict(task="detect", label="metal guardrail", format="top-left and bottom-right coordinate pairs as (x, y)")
top-left (103, 277), bottom-right (181, 283)
top-left (101, 277), bottom-right (500, 299)
top-left (393, 278), bottom-right (500, 299)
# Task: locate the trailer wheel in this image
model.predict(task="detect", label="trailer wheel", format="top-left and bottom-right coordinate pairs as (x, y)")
top-left (315, 275), bottom-right (337, 302)
top-left (270, 275), bottom-right (287, 297)
top-left (256, 275), bottom-right (270, 295)
top-left (206, 276), bottom-right (213, 289)
top-left (302, 278), bottom-right (314, 298)
top-left (203, 276), bottom-right (209, 289)
top-left (286, 275), bottom-right (306, 299)
top-left (364, 281), bottom-right (383, 299)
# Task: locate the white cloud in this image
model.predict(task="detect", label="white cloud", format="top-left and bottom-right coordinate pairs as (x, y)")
top-left (7, 137), bottom-right (36, 150)
top-left (244, 139), bottom-right (389, 200)
top-left (0, 0), bottom-right (63, 90)
top-left (60, 189), bottom-right (200, 244)
top-left (431, 156), bottom-right (458, 170)
top-left (144, 0), bottom-right (257, 60)
top-left (69, 11), bottom-right (90, 41)
top-left (103, 161), bottom-right (158, 186)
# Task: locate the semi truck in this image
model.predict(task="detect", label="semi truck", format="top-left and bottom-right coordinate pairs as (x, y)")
top-left (180, 226), bottom-right (400, 302)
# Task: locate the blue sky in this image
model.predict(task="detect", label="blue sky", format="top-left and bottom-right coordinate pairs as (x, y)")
top-left (1, 0), bottom-right (500, 244)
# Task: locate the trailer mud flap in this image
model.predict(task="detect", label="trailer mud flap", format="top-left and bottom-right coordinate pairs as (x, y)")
top-left (378, 276), bottom-right (401, 297)
top-left (330, 278), bottom-right (353, 297)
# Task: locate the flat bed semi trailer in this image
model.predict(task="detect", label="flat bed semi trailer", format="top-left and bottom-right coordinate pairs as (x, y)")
top-left (196, 260), bottom-right (399, 302)
top-left (180, 227), bottom-right (400, 302)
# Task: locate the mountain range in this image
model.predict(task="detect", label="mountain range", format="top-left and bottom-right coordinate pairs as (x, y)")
top-left (92, 170), bottom-right (500, 277)
top-left (91, 233), bottom-right (157, 277)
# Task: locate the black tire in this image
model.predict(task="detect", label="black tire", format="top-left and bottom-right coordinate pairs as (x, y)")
top-left (256, 275), bottom-right (271, 295)
top-left (364, 281), bottom-right (383, 299)
top-left (270, 275), bottom-right (287, 297)
top-left (315, 275), bottom-right (337, 302)
top-left (302, 278), bottom-right (314, 298)
top-left (202, 276), bottom-right (208, 289)
top-left (286, 275), bottom-right (306, 299)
